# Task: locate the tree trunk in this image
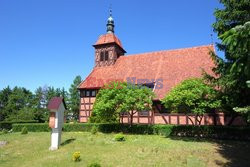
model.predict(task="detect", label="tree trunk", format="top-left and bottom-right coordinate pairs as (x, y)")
top-left (130, 113), bottom-right (133, 125)
top-left (196, 115), bottom-right (203, 125)
top-left (187, 116), bottom-right (194, 125)
top-left (129, 111), bottom-right (136, 126)
top-left (121, 113), bottom-right (124, 124)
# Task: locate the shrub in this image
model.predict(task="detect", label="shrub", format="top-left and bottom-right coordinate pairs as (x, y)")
top-left (91, 126), bottom-right (98, 135)
top-left (2, 129), bottom-right (8, 134)
top-left (87, 162), bottom-right (101, 167)
top-left (153, 125), bottom-right (173, 137)
top-left (0, 122), bottom-right (12, 130)
top-left (21, 127), bottom-right (28, 134)
top-left (63, 123), bottom-right (93, 132)
top-left (114, 133), bottom-right (125, 141)
top-left (12, 123), bottom-right (50, 132)
top-left (72, 151), bottom-right (81, 162)
top-left (0, 120), bottom-right (39, 130)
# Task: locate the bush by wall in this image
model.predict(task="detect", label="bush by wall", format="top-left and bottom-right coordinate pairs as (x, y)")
top-left (11, 123), bottom-right (250, 140)
top-left (63, 123), bottom-right (93, 132)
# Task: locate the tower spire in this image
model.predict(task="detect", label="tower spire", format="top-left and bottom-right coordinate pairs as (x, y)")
top-left (106, 5), bottom-right (114, 33)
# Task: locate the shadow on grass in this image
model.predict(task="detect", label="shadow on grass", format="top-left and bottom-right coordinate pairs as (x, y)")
top-left (168, 136), bottom-right (250, 167)
top-left (61, 138), bottom-right (76, 146)
top-left (215, 140), bottom-right (250, 167)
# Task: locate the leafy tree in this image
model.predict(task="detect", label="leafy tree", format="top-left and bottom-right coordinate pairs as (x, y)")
top-left (161, 78), bottom-right (221, 125)
top-left (46, 86), bottom-right (57, 104)
top-left (4, 87), bottom-right (34, 121)
top-left (90, 81), bottom-right (155, 125)
top-left (220, 21), bottom-right (250, 123)
top-left (0, 85), bottom-right (70, 122)
top-left (219, 21), bottom-right (250, 87)
top-left (33, 86), bottom-right (70, 122)
top-left (33, 86), bottom-right (50, 122)
top-left (90, 82), bottom-right (127, 123)
top-left (69, 75), bottom-right (82, 120)
top-left (205, 1), bottom-right (250, 113)
top-left (213, 0), bottom-right (250, 36)
top-left (0, 86), bottom-right (12, 121)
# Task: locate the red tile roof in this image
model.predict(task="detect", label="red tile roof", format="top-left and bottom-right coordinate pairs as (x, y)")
top-left (47, 97), bottom-right (67, 111)
top-left (78, 45), bottom-right (216, 100)
top-left (94, 33), bottom-right (124, 49)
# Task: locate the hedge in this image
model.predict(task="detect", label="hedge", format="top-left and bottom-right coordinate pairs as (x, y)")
top-left (11, 123), bottom-right (250, 140)
top-left (12, 123), bottom-right (50, 132)
top-left (0, 120), bottom-right (39, 130)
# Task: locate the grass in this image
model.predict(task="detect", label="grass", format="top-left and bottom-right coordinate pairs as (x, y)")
top-left (0, 132), bottom-right (250, 167)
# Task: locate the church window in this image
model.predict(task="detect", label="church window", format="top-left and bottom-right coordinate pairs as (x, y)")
top-left (91, 90), bottom-right (96, 97)
top-left (86, 90), bottom-right (90, 97)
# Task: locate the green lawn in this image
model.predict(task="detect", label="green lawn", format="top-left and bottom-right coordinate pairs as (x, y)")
top-left (0, 132), bottom-right (249, 167)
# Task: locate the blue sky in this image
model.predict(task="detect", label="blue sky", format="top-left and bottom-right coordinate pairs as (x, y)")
top-left (0, 0), bottom-right (223, 92)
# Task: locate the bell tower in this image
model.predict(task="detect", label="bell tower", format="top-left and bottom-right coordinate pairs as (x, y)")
top-left (93, 8), bottom-right (126, 67)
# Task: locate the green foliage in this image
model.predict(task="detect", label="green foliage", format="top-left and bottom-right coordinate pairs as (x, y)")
top-left (3, 87), bottom-right (34, 121)
top-left (234, 106), bottom-right (250, 123)
top-left (90, 81), bottom-right (155, 124)
top-left (0, 75), bottom-right (82, 123)
top-left (114, 133), bottom-right (125, 141)
top-left (219, 21), bottom-right (250, 114)
top-left (2, 129), bottom-right (8, 134)
top-left (153, 125), bottom-right (173, 137)
top-left (12, 123), bottom-right (50, 132)
top-left (91, 125), bottom-right (98, 135)
top-left (0, 86), bottom-right (12, 121)
top-left (0, 120), bottom-right (38, 130)
top-left (69, 75), bottom-right (82, 120)
top-left (161, 78), bottom-right (221, 114)
top-left (21, 127), bottom-right (28, 135)
top-left (87, 162), bottom-right (101, 167)
top-left (205, 1), bottom-right (250, 113)
top-left (63, 123), bottom-right (94, 132)
top-left (72, 151), bottom-right (81, 162)
top-left (0, 122), bottom-right (12, 130)
top-left (213, 0), bottom-right (250, 36)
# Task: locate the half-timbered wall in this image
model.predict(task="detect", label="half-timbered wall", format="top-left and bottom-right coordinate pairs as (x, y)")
top-left (79, 89), bottom-right (97, 122)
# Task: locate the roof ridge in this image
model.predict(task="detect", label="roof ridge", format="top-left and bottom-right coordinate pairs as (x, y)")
top-left (124, 44), bottom-right (214, 57)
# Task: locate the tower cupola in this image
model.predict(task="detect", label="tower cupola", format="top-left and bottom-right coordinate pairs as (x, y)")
top-left (93, 8), bottom-right (126, 67)
top-left (106, 8), bottom-right (114, 33)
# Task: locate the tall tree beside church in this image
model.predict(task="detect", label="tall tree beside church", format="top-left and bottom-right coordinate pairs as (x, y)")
top-left (206, 1), bottom-right (250, 112)
top-left (69, 75), bottom-right (82, 120)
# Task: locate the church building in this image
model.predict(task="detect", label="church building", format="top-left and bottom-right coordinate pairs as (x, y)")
top-left (78, 11), bottom-right (216, 124)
